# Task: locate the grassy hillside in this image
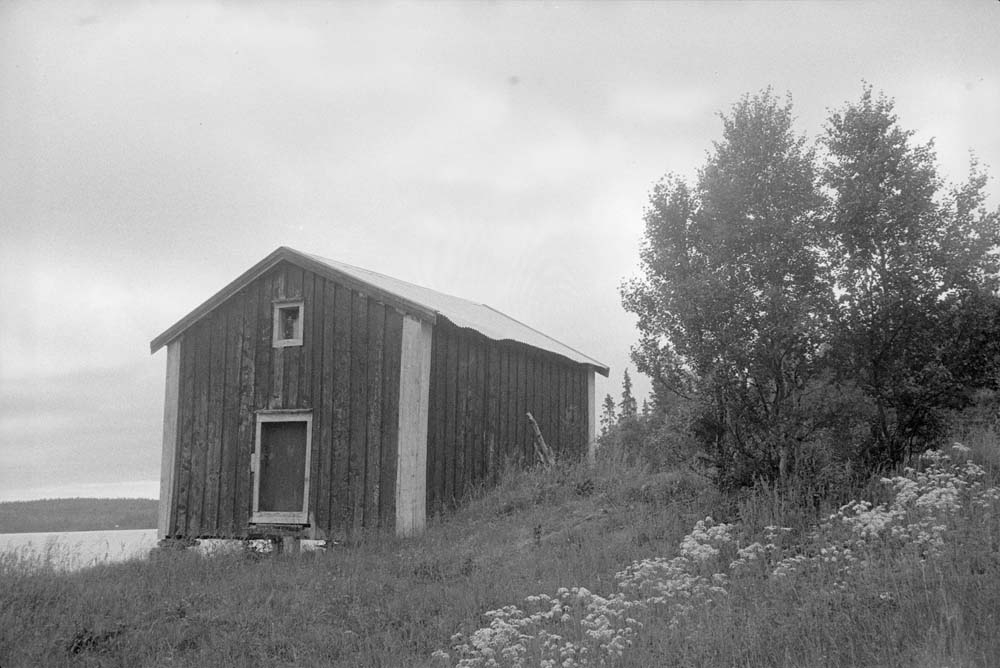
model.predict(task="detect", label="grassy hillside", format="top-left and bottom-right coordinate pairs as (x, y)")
top-left (1, 435), bottom-right (999, 667)
top-left (0, 498), bottom-right (158, 534)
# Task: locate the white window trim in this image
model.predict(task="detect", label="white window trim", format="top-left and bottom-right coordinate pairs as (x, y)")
top-left (251, 410), bottom-right (312, 525)
top-left (272, 301), bottom-right (304, 348)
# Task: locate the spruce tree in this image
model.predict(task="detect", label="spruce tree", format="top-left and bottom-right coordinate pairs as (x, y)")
top-left (600, 394), bottom-right (617, 436)
top-left (619, 369), bottom-right (638, 419)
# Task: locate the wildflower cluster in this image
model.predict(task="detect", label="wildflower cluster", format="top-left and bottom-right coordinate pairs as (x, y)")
top-left (770, 446), bottom-right (1000, 580)
top-left (434, 445), bottom-right (999, 666)
top-left (728, 525), bottom-right (792, 576)
top-left (435, 518), bottom-right (732, 667)
top-left (616, 517), bottom-right (732, 620)
top-left (433, 586), bottom-right (639, 667)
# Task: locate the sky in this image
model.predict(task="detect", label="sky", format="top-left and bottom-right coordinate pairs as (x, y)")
top-left (1, 1), bottom-right (998, 501)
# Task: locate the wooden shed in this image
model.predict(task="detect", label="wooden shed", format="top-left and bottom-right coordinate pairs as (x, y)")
top-left (151, 247), bottom-right (609, 541)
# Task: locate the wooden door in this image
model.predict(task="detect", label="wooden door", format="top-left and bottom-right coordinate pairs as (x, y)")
top-left (252, 413), bottom-right (312, 524)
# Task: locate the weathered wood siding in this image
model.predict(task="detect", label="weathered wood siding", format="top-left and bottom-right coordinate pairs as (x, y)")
top-left (167, 261), bottom-right (403, 539)
top-left (425, 318), bottom-right (590, 513)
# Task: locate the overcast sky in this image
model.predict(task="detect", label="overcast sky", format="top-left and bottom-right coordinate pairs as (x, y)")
top-left (1, 1), bottom-right (998, 501)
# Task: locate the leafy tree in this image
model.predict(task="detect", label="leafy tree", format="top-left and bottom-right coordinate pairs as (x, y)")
top-left (619, 369), bottom-right (638, 419)
top-left (624, 85), bottom-right (1000, 488)
top-left (600, 394), bottom-right (617, 436)
top-left (622, 90), bottom-right (836, 487)
top-left (822, 87), bottom-right (1000, 467)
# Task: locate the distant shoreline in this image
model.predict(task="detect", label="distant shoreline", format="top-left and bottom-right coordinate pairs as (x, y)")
top-left (0, 498), bottom-right (158, 534)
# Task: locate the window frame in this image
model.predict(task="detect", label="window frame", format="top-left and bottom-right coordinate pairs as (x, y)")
top-left (250, 410), bottom-right (313, 525)
top-left (272, 300), bottom-right (304, 348)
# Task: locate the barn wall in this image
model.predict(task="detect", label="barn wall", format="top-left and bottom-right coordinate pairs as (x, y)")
top-left (168, 261), bottom-right (404, 539)
top-left (425, 319), bottom-right (590, 513)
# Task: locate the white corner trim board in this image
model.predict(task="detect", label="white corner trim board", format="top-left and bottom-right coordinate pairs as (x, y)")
top-left (395, 316), bottom-right (433, 536)
top-left (158, 339), bottom-right (181, 539)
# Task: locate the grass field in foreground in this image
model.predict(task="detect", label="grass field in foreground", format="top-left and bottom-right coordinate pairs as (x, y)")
top-left (2, 435), bottom-right (999, 667)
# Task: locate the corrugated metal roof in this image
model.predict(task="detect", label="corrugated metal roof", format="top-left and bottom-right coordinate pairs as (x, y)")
top-left (151, 247), bottom-right (609, 375)
top-left (302, 251), bottom-right (609, 375)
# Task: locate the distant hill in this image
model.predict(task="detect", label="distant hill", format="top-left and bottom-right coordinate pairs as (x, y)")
top-left (0, 498), bottom-right (158, 533)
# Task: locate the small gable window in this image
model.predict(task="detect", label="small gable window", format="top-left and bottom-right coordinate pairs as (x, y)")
top-left (273, 301), bottom-right (304, 347)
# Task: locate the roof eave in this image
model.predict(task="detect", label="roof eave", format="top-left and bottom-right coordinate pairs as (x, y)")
top-left (589, 363), bottom-right (611, 378)
top-left (150, 247), bottom-right (438, 354)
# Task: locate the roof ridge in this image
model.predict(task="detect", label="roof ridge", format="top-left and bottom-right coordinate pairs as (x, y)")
top-left (306, 251), bottom-right (483, 307)
top-left (308, 252), bottom-right (605, 368)
top-left (154, 246), bottom-right (608, 374)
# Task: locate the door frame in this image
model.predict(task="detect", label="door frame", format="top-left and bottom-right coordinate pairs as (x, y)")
top-left (251, 409), bottom-right (313, 524)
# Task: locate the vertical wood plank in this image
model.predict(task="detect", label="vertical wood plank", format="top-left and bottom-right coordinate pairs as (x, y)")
top-left (379, 309), bottom-right (403, 530)
top-left (348, 291), bottom-right (368, 536)
top-left (587, 369), bottom-right (597, 463)
top-left (471, 339), bottom-right (485, 486)
top-left (434, 328), bottom-right (448, 513)
top-left (579, 368), bottom-right (588, 456)
top-left (203, 307), bottom-right (227, 536)
top-left (454, 333), bottom-right (469, 501)
top-left (395, 316), bottom-right (432, 536)
top-left (270, 270), bottom-right (284, 410)
top-left (301, 271), bottom-right (315, 408)
top-left (514, 349), bottom-right (526, 462)
top-left (552, 363), bottom-right (562, 455)
top-left (536, 356), bottom-right (544, 455)
top-left (233, 280), bottom-right (258, 535)
top-left (570, 367), bottom-right (579, 455)
top-left (157, 339), bottom-right (181, 540)
top-left (188, 319), bottom-right (211, 536)
top-left (303, 280), bottom-right (321, 533)
top-left (286, 263), bottom-right (304, 298)
top-left (365, 302), bottom-right (385, 528)
top-left (466, 338), bottom-right (479, 487)
top-left (552, 360), bottom-right (562, 455)
top-left (444, 327), bottom-right (458, 505)
top-left (274, 263), bottom-right (287, 300)
top-left (523, 353), bottom-right (535, 463)
top-left (217, 296), bottom-right (243, 536)
top-left (174, 331), bottom-right (196, 535)
top-left (569, 367), bottom-right (579, 455)
top-left (537, 356), bottom-right (548, 459)
top-left (252, 272), bottom-right (274, 521)
top-left (331, 283), bottom-right (353, 537)
top-left (284, 265), bottom-right (303, 407)
top-left (551, 360), bottom-right (561, 454)
top-left (425, 327), bottom-right (442, 514)
top-left (547, 359), bottom-right (555, 452)
top-left (496, 346), bottom-right (509, 462)
top-left (566, 367), bottom-right (577, 456)
top-left (305, 274), bottom-right (322, 532)
top-left (540, 357), bottom-right (550, 456)
top-left (543, 357), bottom-right (552, 455)
top-left (316, 279), bottom-right (336, 534)
top-left (508, 348), bottom-right (519, 462)
top-left (485, 342), bottom-right (499, 485)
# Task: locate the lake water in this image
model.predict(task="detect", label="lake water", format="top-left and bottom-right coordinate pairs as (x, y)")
top-left (0, 528), bottom-right (159, 571)
top-left (0, 529), bottom-right (325, 571)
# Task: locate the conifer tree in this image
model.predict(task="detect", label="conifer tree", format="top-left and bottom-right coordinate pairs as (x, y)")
top-left (600, 394), bottom-right (617, 436)
top-left (619, 369), bottom-right (638, 419)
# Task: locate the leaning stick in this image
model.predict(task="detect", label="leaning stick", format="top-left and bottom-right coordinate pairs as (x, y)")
top-left (526, 412), bottom-right (555, 468)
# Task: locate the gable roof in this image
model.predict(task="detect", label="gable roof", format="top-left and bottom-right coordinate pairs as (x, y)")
top-left (150, 246), bottom-right (609, 376)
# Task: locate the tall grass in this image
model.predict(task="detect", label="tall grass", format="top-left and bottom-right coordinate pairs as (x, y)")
top-left (439, 440), bottom-right (1000, 667)
top-left (0, 459), bottom-right (715, 667)
top-left (2, 432), bottom-right (998, 667)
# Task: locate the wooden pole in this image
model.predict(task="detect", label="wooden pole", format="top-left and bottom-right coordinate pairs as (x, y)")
top-left (526, 412), bottom-right (555, 468)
